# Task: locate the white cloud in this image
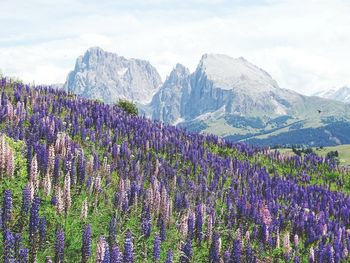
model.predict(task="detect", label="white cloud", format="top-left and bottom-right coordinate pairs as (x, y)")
top-left (0, 0), bottom-right (350, 95)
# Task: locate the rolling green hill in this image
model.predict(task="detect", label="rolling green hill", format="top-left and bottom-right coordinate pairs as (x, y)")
top-left (280, 144), bottom-right (350, 165)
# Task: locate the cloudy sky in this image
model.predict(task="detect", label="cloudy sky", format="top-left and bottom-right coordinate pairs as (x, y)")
top-left (0, 0), bottom-right (349, 95)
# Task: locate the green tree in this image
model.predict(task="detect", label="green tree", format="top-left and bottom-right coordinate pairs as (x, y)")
top-left (116, 99), bottom-right (138, 116)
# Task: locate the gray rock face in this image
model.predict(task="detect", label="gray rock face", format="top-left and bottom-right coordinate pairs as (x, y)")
top-left (150, 64), bottom-right (191, 124)
top-left (151, 54), bottom-right (307, 125)
top-left (63, 47), bottom-right (162, 104)
top-left (185, 54), bottom-right (303, 118)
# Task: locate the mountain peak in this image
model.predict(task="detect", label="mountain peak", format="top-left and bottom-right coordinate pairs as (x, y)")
top-left (314, 86), bottom-right (350, 103)
top-left (161, 64), bottom-right (190, 86)
top-left (84, 46), bottom-right (107, 56)
top-left (199, 53), bottom-right (248, 64)
top-left (172, 63), bottom-right (190, 75)
top-left (87, 46), bottom-right (104, 52)
top-left (64, 47), bottom-right (162, 104)
top-left (196, 53), bottom-right (279, 92)
top-left (174, 63), bottom-right (188, 71)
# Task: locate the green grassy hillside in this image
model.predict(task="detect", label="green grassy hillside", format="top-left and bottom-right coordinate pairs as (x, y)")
top-left (280, 144), bottom-right (350, 165)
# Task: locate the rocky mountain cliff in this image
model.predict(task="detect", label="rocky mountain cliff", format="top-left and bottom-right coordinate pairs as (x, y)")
top-left (150, 63), bottom-right (191, 124)
top-left (151, 54), bottom-right (349, 123)
top-left (63, 47), bottom-right (162, 104)
top-left (150, 54), bottom-right (350, 146)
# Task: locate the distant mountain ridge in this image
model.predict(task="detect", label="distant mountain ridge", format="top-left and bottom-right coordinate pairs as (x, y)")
top-left (151, 53), bottom-right (308, 123)
top-left (313, 86), bottom-right (350, 104)
top-left (63, 47), bottom-right (350, 146)
top-left (149, 53), bottom-right (350, 146)
top-left (63, 47), bottom-right (162, 104)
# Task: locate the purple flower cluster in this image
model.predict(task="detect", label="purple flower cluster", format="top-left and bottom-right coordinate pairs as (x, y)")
top-left (110, 246), bottom-right (122, 263)
top-left (2, 189), bottom-right (12, 228)
top-left (54, 228), bottom-right (65, 263)
top-left (82, 224), bottom-right (91, 263)
top-left (164, 250), bottom-right (173, 263)
top-left (153, 234), bottom-right (161, 262)
top-left (4, 228), bottom-right (15, 263)
top-left (123, 231), bottom-right (134, 263)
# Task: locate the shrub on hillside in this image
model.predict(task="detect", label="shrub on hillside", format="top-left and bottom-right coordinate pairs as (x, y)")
top-left (116, 99), bottom-right (138, 116)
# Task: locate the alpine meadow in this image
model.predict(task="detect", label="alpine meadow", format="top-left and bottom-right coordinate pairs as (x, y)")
top-left (0, 76), bottom-right (350, 262)
top-left (2, 1), bottom-right (350, 263)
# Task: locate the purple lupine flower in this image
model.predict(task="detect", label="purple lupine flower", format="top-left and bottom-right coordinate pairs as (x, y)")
top-left (129, 181), bottom-right (137, 206)
top-left (231, 238), bottom-right (241, 263)
top-left (181, 237), bottom-right (192, 263)
top-left (141, 205), bottom-right (151, 238)
top-left (195, 204), bottom-right (203, 243)
top-left (14, 233), bottom-right (22, 259)
top-left (29, 196), bottom-right (40, 235)
top-left (153, 234), bottom-right (161, 262)
top-left (54, 228), bottom-right (65, 263)
top-left (19, 248), bottom-right (29, 263)
top-left (86, 176), bottom-right (92, 190)
top-left (82, 224), bottom-right (91, 263)
top-left (46, 256), bottom-right (53, 263)
top-left (123, 231), bottom-right (134, 263)
top-left (159, 217), bottom-right (166, 242)
top-left (53, 155), bottom-right (60, 186)
top-left (122, 194), bottom-right (129, 213)
top-left (77, 152), bottom-right (86, 185)
top-left (209, 232), bottom-right (220, 263)
top-left (245, 245), bottom-right (255, 263)
top-left (29, 195), bottom-right (40, 262)
top-left (39, 216), bottom-right (47, 247)
top-left (110, 246), bottom-right (122, 263)
top-left (2, 189), bottom-right (12, 228)
top-left (21, 186), bottom-right (31, 215)
top-left (4, 228), bottom-right (15, 263)
top-left (187, 212), bottom-right (194, 240)
top-left (321, 244), bottom-right (334, 262)
top-left (261, 224), bottom-right (269, 243)
top-left (51, 195), bottom-right (58, 206)
top-left (103, 244), bottom-right (110, 263)
top-left (223, 250), bottom-right (231, 263)
top-left (164, 250), bottom-right (173, 263)
top-left (108, 217), bottom-right (117, 246)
